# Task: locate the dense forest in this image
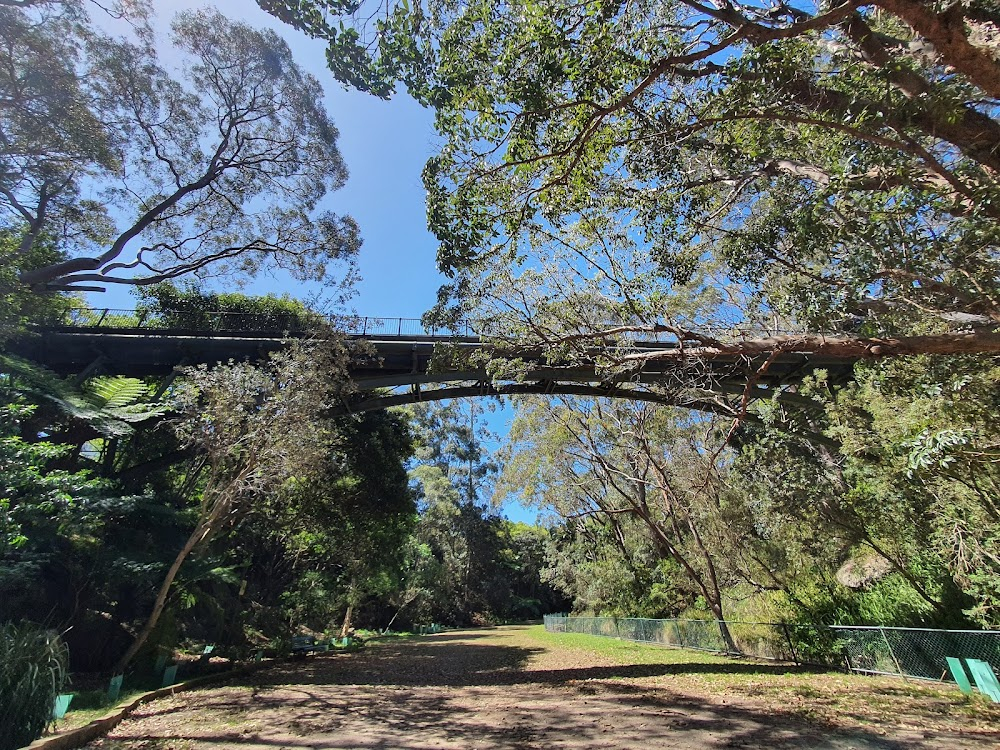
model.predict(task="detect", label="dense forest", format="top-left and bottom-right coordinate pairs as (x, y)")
top-left (1, 285), bottom-right (567, 672)
top-left (3, 0), bottom-right (1000, 745)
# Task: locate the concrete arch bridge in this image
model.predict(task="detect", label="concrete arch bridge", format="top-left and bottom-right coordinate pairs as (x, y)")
top-left (8, 309), bottom-right (858, 435)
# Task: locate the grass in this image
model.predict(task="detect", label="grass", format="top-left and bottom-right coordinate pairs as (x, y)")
top-left (47, 688), bottom-right (146, 733)
top-left (527, 626), bottom-right (1000, 733)
top-left (0, 624), bottom-right (69, 750)
top-left (533, 627), bottom-right (736, 667)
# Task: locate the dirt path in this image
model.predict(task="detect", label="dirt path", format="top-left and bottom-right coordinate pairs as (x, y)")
top-left (87, 626), bottom-right (1000, 750)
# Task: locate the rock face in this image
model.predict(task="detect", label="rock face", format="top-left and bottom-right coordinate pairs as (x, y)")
top-left (835, 553), bottom-right (894, 589)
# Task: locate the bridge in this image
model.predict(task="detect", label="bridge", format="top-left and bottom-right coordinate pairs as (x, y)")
top-left (6, 308), bottom-right (859, 427)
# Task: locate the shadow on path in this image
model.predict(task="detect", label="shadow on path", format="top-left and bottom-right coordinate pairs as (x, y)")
top-left (102, 630), bottom-right (978, 750)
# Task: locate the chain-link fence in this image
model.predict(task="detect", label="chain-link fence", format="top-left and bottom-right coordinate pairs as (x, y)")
top-left (543, 615), bottom-right (800, 663)
top-left (831, 625), bottom-right (1000, 681)
top-left (543, 615), bottom-right (1000, 683)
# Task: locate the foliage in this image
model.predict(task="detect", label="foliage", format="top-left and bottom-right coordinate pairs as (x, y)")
top-left (113, 335), bottom-right (357, 672)
top-left (135, 283), bottom-right (328, 332)
top-left (258, 409), bottom-right (417, 633)
top-left (502, 397), bottom-right (736, 630)
top-left (402, 402), bottom-right (567, 624)
top-left (264, 1), bottom-right (1000, 354)
top-left (0, 400), bottom-right (109, 554)
top-left (0, 622), bottom-right (69, 750)
top-left (827, 356), bottom-right (1000, 625)
top-left (0, 231), bottom-right (75, 343)
top-left (1, 354), bottom-right (170, 439)
top-left (2, 2), bottom-right (360, 291)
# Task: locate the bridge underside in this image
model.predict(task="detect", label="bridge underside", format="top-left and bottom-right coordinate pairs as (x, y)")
top-left (8, 327), bottom-right (856, 443)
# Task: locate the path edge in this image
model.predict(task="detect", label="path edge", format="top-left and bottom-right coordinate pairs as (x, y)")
top-left (25, 662), bottom-right (269, 750)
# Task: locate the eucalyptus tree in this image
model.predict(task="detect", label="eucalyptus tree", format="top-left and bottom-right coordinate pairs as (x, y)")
top-left (502, 396), bottom-right (740, 644)
top-left (405, 401), bottom-right (504, 622)
top-left (113, 337), bottom-right (354, 673)
top-left (262, 0), bottom-right (1000, 365)
top-left (2, 3), bottom-right (359, 292)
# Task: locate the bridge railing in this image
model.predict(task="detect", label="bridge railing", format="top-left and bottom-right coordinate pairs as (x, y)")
top-left (50, 308), bottom-right (804, 343)
top-left (352, 316), bottom-right (479, 337)
top-left (51, 308), bottom-right (481, 338)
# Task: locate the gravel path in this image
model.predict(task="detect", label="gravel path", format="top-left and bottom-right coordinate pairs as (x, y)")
top-left (86, 625), bottom-right (1000, 750)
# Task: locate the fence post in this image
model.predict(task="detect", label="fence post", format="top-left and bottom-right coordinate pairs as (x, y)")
top-left (673, 620), bottom-right (684, 648)
top-left (880, 627), bottom-right (907, 679)
top-left (781, 623), bottom-right (799, 666)
top-left (362, 317), bottom-right (368, 336)
top-left (397, 318), bottom-right (402, 336)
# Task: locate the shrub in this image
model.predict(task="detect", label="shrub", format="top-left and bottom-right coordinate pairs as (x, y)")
top-left (0, 623), bottom-right (69, 750)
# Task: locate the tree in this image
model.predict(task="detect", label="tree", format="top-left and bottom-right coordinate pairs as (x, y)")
top-left (0, 231), bottom-right (74, 343)
top-left (263, 0), bottom-right (1000, 362)
top-left (2, 4), bottom-right (359, 292)
top-left (502, 396), bottom-right (741, 646)
top-left (405, 401), bottom-right (504, 621)
top-left (291, 409), bottom-right (415, 637)
top-left (113, 337), bottom-right (353, 673)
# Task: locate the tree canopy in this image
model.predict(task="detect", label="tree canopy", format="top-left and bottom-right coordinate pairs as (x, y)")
top-left (2, 2), bottom-right (359, 292)
top-left (261, 0), bottom-right (1000, 363)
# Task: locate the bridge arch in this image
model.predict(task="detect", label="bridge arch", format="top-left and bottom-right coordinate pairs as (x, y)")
top-left (7, 310), bottom-right (854, 446)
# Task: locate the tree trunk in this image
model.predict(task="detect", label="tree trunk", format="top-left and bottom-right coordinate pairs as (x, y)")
top-left (708, 598), bottom-right (738, 654)
top-left (383, 597), bottom-right (411, 634)
top-left (112, 521), bottom-right (204, 675)
top-left (618, 330), bottom-right (1000, 366)
top-left (340, 577), bottom-right (357, 639)
top-left (340, 604), bottom-right (354, 639)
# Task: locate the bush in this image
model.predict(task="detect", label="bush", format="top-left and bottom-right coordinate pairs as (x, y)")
top-left (0, 623), bottom-right (69, 750)
top-left (136, 283), bottom-right (323, 332)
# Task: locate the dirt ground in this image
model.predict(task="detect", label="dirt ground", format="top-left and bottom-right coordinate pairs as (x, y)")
top-left (85, 625), bottom-right (1000, 750)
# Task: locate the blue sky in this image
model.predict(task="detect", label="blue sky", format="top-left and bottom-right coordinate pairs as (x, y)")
top-left (97, 0), bottom-right (445, 319)
top-left (90, 1), bottom-right (533, 522)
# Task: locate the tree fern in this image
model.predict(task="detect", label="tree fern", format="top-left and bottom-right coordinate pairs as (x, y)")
top-left (0, 354), bottom-right (170, 436)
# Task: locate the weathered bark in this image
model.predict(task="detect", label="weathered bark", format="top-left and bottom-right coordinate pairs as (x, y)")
top-left (618, 330), bottom-right (1000, 366)
top-left (871, 0), bottom-right (1000, 100)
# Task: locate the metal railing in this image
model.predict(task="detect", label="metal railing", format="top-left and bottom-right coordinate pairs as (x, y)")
top-left (543, 615), bottom-right (1000, 683)
top-left (47, 308), bottom-right (480, 338)
top-left (45, 308), bottom-right (808, 344)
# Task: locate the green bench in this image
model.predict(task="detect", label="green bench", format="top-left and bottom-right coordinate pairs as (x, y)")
top-left (290, 635), bottom-right (327, 656)
top-left (947, 656), bottom-right (1000, 702)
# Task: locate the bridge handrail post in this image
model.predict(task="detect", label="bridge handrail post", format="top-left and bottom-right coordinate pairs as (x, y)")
top-left (362, 316), bottom-right (368, 336)
top-left (397, 318), bottom-right (402, 336)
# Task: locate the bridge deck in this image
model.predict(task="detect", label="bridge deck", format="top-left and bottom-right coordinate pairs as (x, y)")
top-left (8, 325), bottom-right (857, 386)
